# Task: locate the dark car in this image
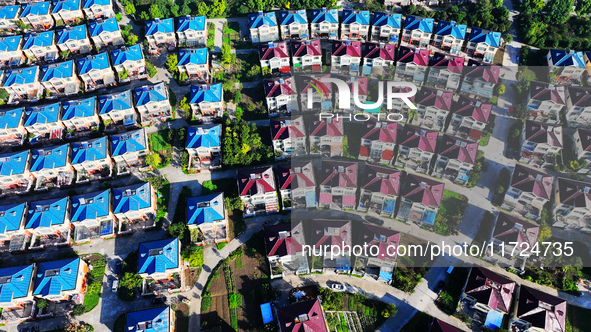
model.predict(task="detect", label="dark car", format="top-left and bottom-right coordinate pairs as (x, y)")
top-left (152, 297), bottom-right (166, 305)
top-left (111, 258), bottom-right (122, 274)
top-left (435, 281), bottom-right (446, 294)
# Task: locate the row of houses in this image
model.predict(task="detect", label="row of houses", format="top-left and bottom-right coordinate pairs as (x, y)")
top-left (143, 16), bottom-right (208, 52)
top-left (523, 81), bottom-right (591, 127)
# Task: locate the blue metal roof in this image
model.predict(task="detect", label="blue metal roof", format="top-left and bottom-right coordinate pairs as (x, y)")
top-left (83, 0), bottom-right (110, 9)
top-left (21, 2), bottom-right (50, 17)
top-left (469, 27), bottom-right (501, 48)
top-left (146, 18), bottom-right (174, 35)
top-left (0, 107), bottom-right (24, 129)
top-left (0, 264), bottom-right (34, 304)
top-left (404, 15), bottom-right (434, 33)
top-left (0, 5), bottom-right (20, 20)
top-left (186, 124), bottom-right (221, 149)
top-left (138, 238), bottom-right (179, 275)
top-left (178, 48), bottom-right (207, 66)
top-left (110, 44), bottom-right (143, 66)
top-left (88, 17), bottom-right (119, 37)
top-left (112, 182), bottom-right (151, 214)
top-left (33, 258), bottom-right (80, 296)
top-left (310, 8), bottom-right (338, 24)
top-left (187, 193), bottom-right (224, 226)
top-left (373, 12), bottom-right (402, 29)
top-left (98, 90), bottom-right (132, 114)
top-left (0, 35), bottom-right (21, 52)
top-left (0, 203), bottom-right (26, 234)
top-left (30, 144), bottom-right (68, 172)
top-left (76, 52), bottom-right (110, 74)
top-left (71, 136), bottom-right (107, 164)
top-left (279, 10), bottom-right (307, 25)
top-left (71, 189), bottom-right (110, 222)
top-left (134, 83), bottom-right (167, 106)
top-left (23, 31), bottom-right (54, 49)
top-left (189, 83), bottom-right (221, 104)
top-left (52, 0), bottom-right (81, 13)
top-left (24, 102), bottom-right (60, 126)
top-left (260, 303), bottom-right (273, 325)
top-left (110, 128), bottom-right (146, 156)
top-left (57, 25), bottom-right (87, 43)
top-left (248, 11), bottom-right (278, 29)
top-left (342, 10), bottom-right (370, 25)
top-left (484, 309), bottom-right (503, 329)
top-left (62, 96), bottom-right (96, 120)
top-left (177, 16), bottom-right (205, 32)
top-left (25, 197), bottom-right (68, 229)
top-left (0, 150), bottom-right (29, 177)
top-left (126, 306), bottom-right (171, 332)
top-left (550, 49), bottom-right (585, 67)
top-left (4, 66), bottom-right (39, 86)
top-left (436, 20), bottom-right (466, 40)
top-left (41, 60), bottom-right (75, 81)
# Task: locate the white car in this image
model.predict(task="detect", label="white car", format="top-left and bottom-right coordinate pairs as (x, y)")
top-left (112, 279), bottom-right (119, 292)
top-left (328, 282), bottom-right (346, 292)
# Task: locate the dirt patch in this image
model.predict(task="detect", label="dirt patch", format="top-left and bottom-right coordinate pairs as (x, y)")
top-left (201, 266), bottom-right (231, 331)
top-left (184, 267), bottom-right (200, 289)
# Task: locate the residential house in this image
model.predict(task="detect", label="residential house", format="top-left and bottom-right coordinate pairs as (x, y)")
top-left (358, 119), bottom-right (397, 164)
top-left (185, 124), bottom-right (221, 171)
top-left (331, 40), bottom-right (362, 74)
top-left (0, 35), bottom-right (24, 67)
top-left (258, 41), bottom-right (290, 74)
top-left (574, 128), bottom-right (591, 174)
top-left (110, 44), bottom-right (147, 82)
top-left (309, 117), bottom-right (343, 157)
top-left (29, 144), bottom-right (73, 189)
top-left (402, 15), bottom-right (434, 48)
top-left (398, 173), bottom-right (444, 225)
top-left (461, 267), bottom-right (516, 318)
top-left (248, 11), bottom-right (279, 44)
top-left (309, 8), bottom-right (338, 39)
top-left (396, 124), bottom-right (438, 173)
top-left (188, 83), bottom-right (224, 122)
top-left (553, 177), bottom-right (591, 231)
top-left (112, 182), bottom-right (156, 230)
top-left (25, 197), bottom-right (71, 247)
top-left (88, 17), bottom-right (123, 48)
top-left (357, 165), bottom-right (401, 218)
top-left (0, 150), bottom-right (30, 196)
top-left (176, 16), bottom-right (206, 47)
top-left (237, 166), bottom-right (279, 217)
top-left (503, 164), bottom-right (554, 220)
top-left (177, 48), bottom-right (209, 83)
top-left (512, 287), bottom-right (566, 332)
top-left (395, 46), bottom-right (429, 84)
top-left (309, 219), bottom-right (352, 273)
top-left (565, 86), bottom-right (591, 127)
top-left (319, 160), bottom-right (358, 210)
top-left (430, 319), bottom-right (463, 332)
top-left (23, 102), bottom-right (63, 139)
top-left (187, 193), bottom-right (227, 243)
top-left (82, 0), bottom-right (114, 20)
top-left (299, 74), bottom-right (333, 111)
top-left (433, 20), bottom-right (466, 55)
top-left (110, 128), bottom-right (148, 173)
top-left (70, 189), bottom-right (114, 242)
top-left (277, 300), bottom-right (328, 332)
top-left (56, 25), bottom-right (91, 55)
top-left (520, 120), bottom-right (563, 167)
top-left (0, 6), bottom-right (20, 33)
top-left (133, 82), bottom-right (172, 125)
top-left (354, 224), bottom-right (400, 282)
top-left (466, 27), bottom-right (501, 63)
top-left (427, 52), bottom-right (464, 91)
top-left (22, 31), bottom-right (57, 63)
top-left (125, 307), bottom-right (175, 332)
top-left (340, 10), bottom-right (370, 41)
top-left (276, 161), bottom-right (316, 210)
top-left (460, 61), bottom-right (500, 99)
top-left (70, 136), bottom-right (111, 182)
top-left (278, 10), bottom-right (309, 40)
top-left (51, 0), bottom-right (83, 26)
top-left (61, 96), bottom-right (98, 132)
top-left (264, 76), bottom-right (297, 117)
top-left (2, 66), bottom-right (42, 103)
top-left (271, 116), bottom-right (306, 159)
top-left (0, 107), bottom-right (26, 146)
top-left (20, 2), bottom-right (53, 31)
top-left (145, 18), bottom-right (176, 52)
top-left (291, 39), bottom-right (322, 72)
top-left (546, 49), bottom-right (586, 83)
top-left (447, 95), bottom-right (492, 142)
top-left (76, 52), bottom-right (116, 91)
top-left (137, 238), bottom-right (181, 282)
top-left (0, 203), bottom-right (27, 253)
top-left (371, 12), bottom-right (401, 44)
top-left (526, 81), bottom-right (565, 123)
top-left (98, 89), bottom-right (137, 129)
top-left (40, 60), bottom-right (79, 98)
top-left (0, 264), bottom-right (34, 314)
top-left (411, 86), bottom-right (453, 131)
top-left (263, 222), bottom-right (307, 278)
top-left (32, 258), bottom-right (87, 301)
top-left (362, 42), bottom-right (396, 76)
top-left (433, 134), bottom-right (478, 185)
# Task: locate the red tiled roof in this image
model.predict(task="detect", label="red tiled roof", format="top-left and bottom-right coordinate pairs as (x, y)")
top-left (416, 86), bottom-right (453, 111)
top-left (397, 46), bottom-right (429, 66)
top-left (264, 77), bottom-right (296, 98)
top-left (277, 299), bottom-right (328, 332)
top-left (361, 164), bottom-right (401, 196)
top-left (399, 124), bottom-right (438, 153)
top-left (358, 223), bottom-right (400, 261)
top-left (259, 41), bottom-right (290, 61)
top-left (454, 95), bottom-right (492, 123)
top-left (493, 212), bottom-right (540, 251)
top-left (320, 160), bottom-right (357, 188)
top-left (310, 118), bottom-right (344, 137)
top-left (510, 164), bottom-right (554, 200)
top-left (402, 173), bottom-right (445, 208)
top-left (291, 39), bottom-right (322, 57)
top-left (465, 267), bottom-right (516, 313)
top-left (439, 134), bottom-right (479, 164)
top-left (277, 161), bottom-right (316, 190)
top-left (517, 286), bottom-right (566, 332)
top-left (331, 40), bottom-right (362, 57)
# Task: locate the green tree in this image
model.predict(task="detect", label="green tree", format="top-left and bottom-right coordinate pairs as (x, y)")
top-left (502, 33), bottom-right (513, 44)
top-left (221, 44), bottom-right (233, 64)
top-left (149, 4), bottom-right (163, 19)
top-left (139, 11), bottom-right (150, 22)
top-left (496, 84), bottom-right (506, 95)
top-left (197, 2), bottom-right (209, 17)
top-left (118, 68), bottom-right (129, 81)
top-left (125, 33), bottom-right (138, 46)
top-left (145, 176), bottom-right (166, 191)
top-left (530, 0), bottom-right (545, 13)
top-left (165, 53), bottom-right (179, 73)
top-left (180, 3), bottom-right (191, 16)
top-left (72, 305), bottom-right (86, 316)
top-left (124, 3), bottom-right (136, 14)
top-left (211, 0), bottom-right (227, 17)
top-left (577, 0), bottom-right (591, 14)
top-left (37, 299), bottom-right (47, 309)
top-left (544, 0), bottom-right (573, 25)
top-left (146, 153), bottom-right (162, 168)
top-left (120, 272), bottom-right (143, 290)
top-left (539, 226), bottom-right (552, 242)
top-left (168, 222), bottom-right (187, 240)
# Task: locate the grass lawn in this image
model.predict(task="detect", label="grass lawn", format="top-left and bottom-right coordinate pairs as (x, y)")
top-left (148, 130), bottom-right (173, 168)
top-left (434, 191), bottom-right (468, 236)
top-left (401, 311), bottom-right (432, 332)
top-left (82, 254), bottom-right (106, 312)
top-left (567, 305), bottom-right (591, 332)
